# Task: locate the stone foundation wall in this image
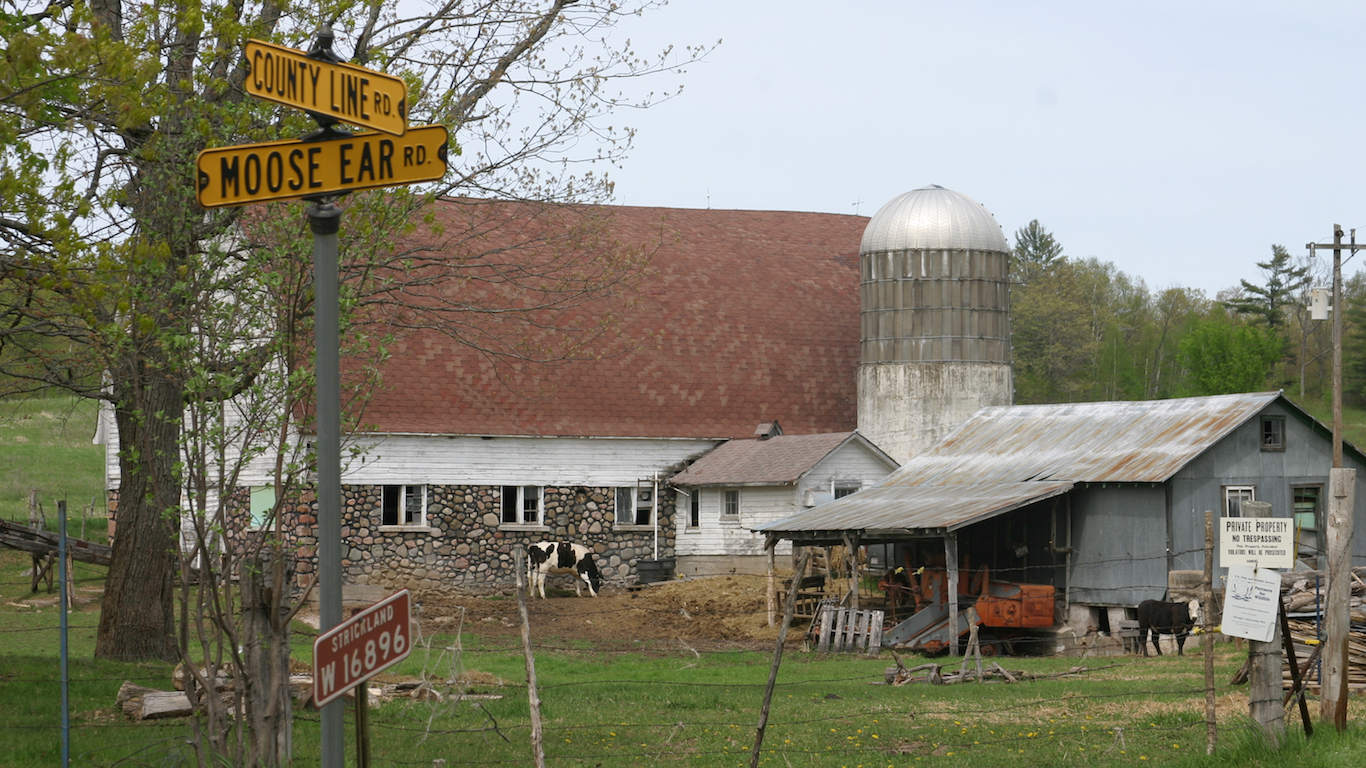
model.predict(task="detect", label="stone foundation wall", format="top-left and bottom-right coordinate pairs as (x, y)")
top-left (291, 483), bottom-right (675, 598)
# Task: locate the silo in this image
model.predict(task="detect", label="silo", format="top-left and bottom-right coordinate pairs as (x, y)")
top-left (857, 185), bottom-right (1013, 463)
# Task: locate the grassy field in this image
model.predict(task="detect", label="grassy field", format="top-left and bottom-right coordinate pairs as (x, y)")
top-left (0, 396), bottom-right (108, 542)
top-left (1, 545), bottom-right (1363, 768)
top-left (2, 395), bottom-right (1365, 765)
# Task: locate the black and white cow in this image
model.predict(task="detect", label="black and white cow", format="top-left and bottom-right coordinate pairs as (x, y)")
top-left (526, 542), bottom-right (603, 598)
top-left (1136, 598), bottom-right (1200, 656)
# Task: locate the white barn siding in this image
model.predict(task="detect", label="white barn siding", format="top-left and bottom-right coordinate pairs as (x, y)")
top-left (341, 434), bottom-right (717, 487)
top-left (675, 486), bottom-right (797, 559)
top-left (799, 448), bottom-right (900, 506)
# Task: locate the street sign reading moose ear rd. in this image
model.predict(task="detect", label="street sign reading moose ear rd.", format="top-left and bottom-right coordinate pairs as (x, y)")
top-left (195, 124), bottom-right (448, 208)
top-left (245, 40), bottom-right (409, 136)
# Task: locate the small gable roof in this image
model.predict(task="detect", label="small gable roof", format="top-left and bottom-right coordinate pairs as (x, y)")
top-left (361, 201), bottom-right (867, 439)
top-left (758, 392), bottom-right (1351, 540)
top-left (671, 432), bottom-right (893, 487)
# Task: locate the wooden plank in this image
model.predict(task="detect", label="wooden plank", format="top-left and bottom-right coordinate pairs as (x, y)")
top-left (817, 605), bottom-right (834, 653)
top-left (868, 610), bottom-right (884, 655)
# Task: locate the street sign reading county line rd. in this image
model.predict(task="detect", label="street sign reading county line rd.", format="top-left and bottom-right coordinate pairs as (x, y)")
top-left (195, 124), bottom-right (448, 208)
top-left (245, 40), bottom-right (408, 136)
top-left (313, 589), bottom-right (411, 709)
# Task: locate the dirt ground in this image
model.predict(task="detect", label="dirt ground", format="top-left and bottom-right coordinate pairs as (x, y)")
top-left (419, 575), bottom-right (794, 651)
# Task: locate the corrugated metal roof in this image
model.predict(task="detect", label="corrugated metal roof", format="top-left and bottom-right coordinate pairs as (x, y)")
top-left (859, 185), bottom-right (1009, 254)
top-left (755, 481), bottom-right (1073, 535)
top-left (901, 392), bottom-right (1281, 485)
top-left (755, 392), bottom-right (1286, 537)
top-left (671, 432), bottom-right (859, 486)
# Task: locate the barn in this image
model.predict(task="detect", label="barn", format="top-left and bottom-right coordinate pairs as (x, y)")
top-left (756, 391), bottom-right (1366, 650)
top-left (97, 199), bottom-right (902, 593)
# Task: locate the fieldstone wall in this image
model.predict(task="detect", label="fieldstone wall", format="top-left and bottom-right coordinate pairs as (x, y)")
top-left (290, 483), bottom-right (675, 598)
top-left (110, 483), bottom-right (674, 600)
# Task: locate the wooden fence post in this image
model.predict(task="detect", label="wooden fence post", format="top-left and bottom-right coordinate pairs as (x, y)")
top-left (750, 550), bottom-right (810, 768)
top-left (515, 548), bottom-right (545, 768)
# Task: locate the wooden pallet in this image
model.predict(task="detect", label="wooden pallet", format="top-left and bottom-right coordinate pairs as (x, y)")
top-left (816, 605), bottom-right (884, 655)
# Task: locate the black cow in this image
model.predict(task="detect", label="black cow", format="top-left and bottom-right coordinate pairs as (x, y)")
top-left (1136, 598), bottom-right (1199, 656)
top-left (526, 542), bottom-right (603, 598)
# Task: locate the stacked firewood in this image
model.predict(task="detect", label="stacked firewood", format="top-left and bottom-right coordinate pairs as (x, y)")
top-left (1278, 567), bottom-right (1366, 693)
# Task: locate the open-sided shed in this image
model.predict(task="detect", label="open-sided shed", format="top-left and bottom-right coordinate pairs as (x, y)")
top-left (755, 391), bottom-right (1366, 650)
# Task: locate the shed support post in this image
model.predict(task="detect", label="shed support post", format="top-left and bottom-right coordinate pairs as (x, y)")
top-left (765, 536), bottom-right (778, 627)
top-left (843, 533), bottom-right (861, 612)
top-left (945, 531), bottom-right (959, 656)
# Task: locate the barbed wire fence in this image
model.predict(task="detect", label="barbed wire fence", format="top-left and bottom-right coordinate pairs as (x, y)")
top-left (1, 542), bottom-right (1363, 766)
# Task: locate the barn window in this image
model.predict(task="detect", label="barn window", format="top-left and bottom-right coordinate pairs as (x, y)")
top-left (615, 484), bottom-right (655, 526)
top-left (1260, 416), bottom-right (1285, 451)
top-left (249, 485), bottom-right (275, 530)
top-left (501, 486), bottom-right (541, 525)
top-left (382, 485), bottom-right (426, 527)
top-left (834, 484), bottom-right (860, 499)
top-left (689, 489), bottom-right (701, 528)
top-left (1293, 485), bottom-right (1321, 561)
top-left (721, 489), bottom-right (740, 521)
top-left (1223, 486), bottom-right (1255, 517)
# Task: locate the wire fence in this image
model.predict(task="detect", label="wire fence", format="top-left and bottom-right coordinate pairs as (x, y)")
top-left (5, 551), bottom-right (1362, 768)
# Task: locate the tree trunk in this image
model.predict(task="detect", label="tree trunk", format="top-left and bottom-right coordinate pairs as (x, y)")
top-left (95, 373), bottom-right (182, 661)
top-left (243, 550), bottom-right (294, 766)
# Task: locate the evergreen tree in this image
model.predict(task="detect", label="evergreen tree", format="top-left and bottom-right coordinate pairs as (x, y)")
top-left (1223, 245), bottom-right (1310, 331)
top-left (1012, 219), bottom-right (1065, 284)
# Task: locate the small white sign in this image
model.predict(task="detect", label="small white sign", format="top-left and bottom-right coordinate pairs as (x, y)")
top-left (1221, 564), bottom-right (1280, 643)
top-left (1219, 516), bottom-right (1294, 569)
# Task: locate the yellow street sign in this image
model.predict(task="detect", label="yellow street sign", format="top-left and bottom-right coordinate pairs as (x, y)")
top-left (245, 40), bottom-right (408, 136)
top-left (195, 125), bottom-right (448, 209)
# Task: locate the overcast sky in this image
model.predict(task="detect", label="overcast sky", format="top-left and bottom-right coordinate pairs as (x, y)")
top-left (605, 1), bottom-right (1366, 297)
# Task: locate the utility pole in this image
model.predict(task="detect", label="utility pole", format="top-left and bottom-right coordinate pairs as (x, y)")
top-left (1306, 226), bottom-right (1360, 731)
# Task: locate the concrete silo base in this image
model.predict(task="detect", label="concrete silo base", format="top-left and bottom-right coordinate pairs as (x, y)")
top-left (857, 362), bottom-right (1012, 463)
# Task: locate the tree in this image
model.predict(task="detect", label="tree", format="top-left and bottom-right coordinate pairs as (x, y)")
top-left (2, 0), bottom-right (701, 739)
top-left (1011, 259), bottom-right (1102, 403)
top-left (1011, 219), bottom-right (1065, 284)
top-left (1178, 308), bottom-right (1282, 396)
top-left (1223, 244), bottom-right (1310, 331)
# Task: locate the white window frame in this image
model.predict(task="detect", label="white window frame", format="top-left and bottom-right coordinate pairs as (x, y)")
top-left (381, 484), bottom-right (428, 529)
top-left (615, 483), bottom-right (656, 529)
top-left (1223, 485), bottom-right (1256, 518)
top-left (500, 485), bottom-right (544, 528)
top-left (833, 483), bottom-right (861, 499)
top-left (674, 488), bottom-right (702, 532)
top-left (720, 488), bottom-right (741, 523)
top-left (249, 485), bottom-right (276, 530)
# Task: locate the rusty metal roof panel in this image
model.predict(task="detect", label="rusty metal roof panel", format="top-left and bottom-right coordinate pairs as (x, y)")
top-left (756, 393), bottom-right (1288, 537)
top-left (890, 392), bottom-right (1282, 486)
top-left (753, 481), bottom-right (1074, 534)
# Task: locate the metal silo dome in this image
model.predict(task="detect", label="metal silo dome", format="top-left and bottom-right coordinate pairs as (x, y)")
top-left (860, 185), bottom-right (1008, 254)
top-left (857, 184), bottom-right (1013, 463)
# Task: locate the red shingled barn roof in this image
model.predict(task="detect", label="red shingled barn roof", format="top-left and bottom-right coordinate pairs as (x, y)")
top-left (361, 200), bottom-right (866, 439)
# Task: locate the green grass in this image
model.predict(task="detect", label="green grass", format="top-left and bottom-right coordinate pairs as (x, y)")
top-left (0, 395), bottom-right (108, 542)
top-left (3, 395), bottom-right (1365, 766)
top-left (4, 547), bottom-right (1363, 768)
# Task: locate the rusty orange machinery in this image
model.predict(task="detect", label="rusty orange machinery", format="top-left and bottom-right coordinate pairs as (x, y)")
top-left (882, 565), bottom-right (1054, 629)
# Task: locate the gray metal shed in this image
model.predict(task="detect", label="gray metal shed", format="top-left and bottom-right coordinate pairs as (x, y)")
top-left (756, 392), bottom-right (1366, 639)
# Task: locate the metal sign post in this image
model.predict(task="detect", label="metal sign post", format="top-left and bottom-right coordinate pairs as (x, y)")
top-left (197, 25), bottom-right (445, 765)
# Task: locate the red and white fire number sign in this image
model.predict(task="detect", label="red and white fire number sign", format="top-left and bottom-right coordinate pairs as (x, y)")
top-left (313, 589), bottom-right (411, 708)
